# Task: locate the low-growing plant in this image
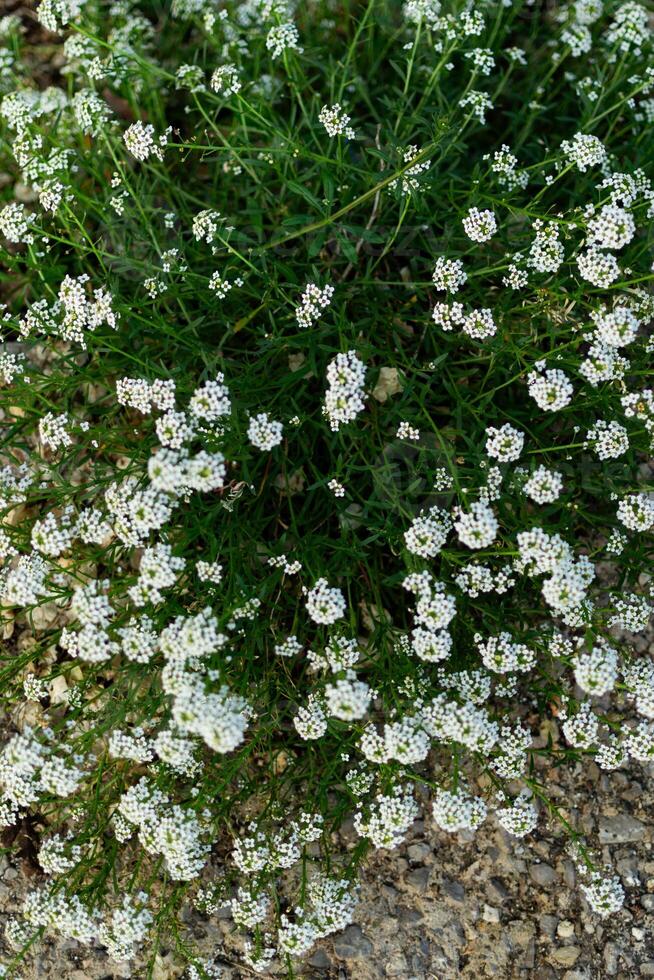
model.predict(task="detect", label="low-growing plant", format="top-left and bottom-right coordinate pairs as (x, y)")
top-left (0, 0), bottom-right (652, 975)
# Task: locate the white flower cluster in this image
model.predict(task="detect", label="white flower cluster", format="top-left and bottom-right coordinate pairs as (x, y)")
top-left (454, 500), bottom-right (498, 549)
top-left (293, 696), bottom-right (328, 740)
top-left (454, 562), bottom-right (514, 597)
top-left (460, 89), bottom-right (494, 124)
top-left (38, 833), bottom-right (82, 875)
top-left (192, 209), bottom-right (221, 244)
top-left (305, 578), bottom-right (347, 625)
top-left (31, 510), bottom-right (75, 557)
top-left (295, 282), bottom-right (334, 329)
top-left (149, 448), bottom-right (227, 495)
top-left (128, 542), bottom-right (186, 606)
top-left (485, 423), bottom-right (524, 462)
top-left (123, 121), bottom-right (171, 162)
top-left (560, 131), bottom-right (606, 171)
top-left (464, 47), bottom-right (495, 75)
top-left (403, 0), bottom-right (442, 26)
top-left (610, 593), bottom-right (652, 632)
top-left (527, 220), bottom-right (564, 273)
top-left (617, 493), bottom-right (654, 532)
top-left (33, 274), bottom-right (120, 348)
top-left (561, 20), bottom-right (592, 56)
top-left (248, 412), bottom-right (284, 450)
top-left (266, 22), bottom-right (303, 59)
top-left (72, 89), bottom-right (111, 135)
top-left (462, 207), bottom-right (497, 242)
top-left (318, 103), bottom-right (355, 139)
top-left (475, 631), bottom-right (536, 673)
top-left (39, 411), bottom-right (73, 451)
top-left (323, 351), bottom-right (367, 431)
top-left (462, 307), bottom-right (497, 340)
top-left (155, 410), bottom-right (195, 449)
top-left (324, 671), bottom-right (371, 720)
top-left (267, 553), bottom-right (302, 574)
top-left (432, 301), bottom-right (463, 331)
top-left (403, 572), bottom-right (456, 662)
top-left (209, 271), bottom-right (235, 297)
top-left (1, 554), bottom-right (49, 608)
top-left (359, 715), bottom-right (429, 765)
top-left (109, 728), bottom-right (154, 763)
top-left (577, 246), bottom-right (620, 287)
top-left (622, 388), bottom-right (654, 443)
top-left (404, 506), bottom-right (452, 557)
top-left (562, 702), bottom-right (599, 748)
top-left (523, 466), bottom-right (563, 504)
top-left (98, 895), bottom-right (153, 962)
top-left (579, 337), bottom-right (628, 387)
top-left (0, 727), bottom-right (84, 810)
top-left (516, 528), bottom-right (595, 619)
top-left (117, 778), bottom-right (209, 880)
top-left (354, 788), bottom-right (419, 848)
top-left (159, 609), bottom-right (248, 753)
top-left (527, 363), bottom-right (574, 412)
top-left (591, 304), bottom-right (640, 347)
top-left (308, 635), bottom-right (360, 672)
top-left (275, 634), bottom-right (303, 658)
top-left (587, 203), bottom-right (635, 250)
top-left (196, 559), bottom-right (224, 584)
top-left (604, 1), bottom-right (650, 55)
top-left (116, 377), bottom-right (176, 414)
top-left (189, 374), bottom-right (232, 421)
top-left (580, 873), bottom-right (625, 917)
top-left (276, 874), bottom-right (356, 957)
top-left (495, 795), bottom-right (538, 837)
top-left (586, 419), bottom-right (629, 459)
top-left (432, 256), bottom-right (467, 293)
top-left (0, 202), bottom-right (36, 244)
top-left (574, 643), bottom-right (618, 696)
top-left (624, 661), bottom-right (654, 718)
top-left (488, 144), bottom-right (528, 191)
top-left (432, 787), bottom-right (487, 833)
top-left (211, 64), bottom-right (241, 96)
top-left (14, 887), bottom-right (152, 964)
top-left (388, 145), bottom-right (431, 194)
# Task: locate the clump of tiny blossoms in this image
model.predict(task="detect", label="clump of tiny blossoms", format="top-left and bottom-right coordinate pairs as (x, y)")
top-left (0, 0), bottom-right (651, 976)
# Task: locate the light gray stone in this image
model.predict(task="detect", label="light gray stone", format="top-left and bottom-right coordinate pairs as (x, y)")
top-left (332, 925), bottom-right (373, 959)
top-left (599, 814), bottom-right (647, 844)
top-left (529, 862), bottom-right (557, 886)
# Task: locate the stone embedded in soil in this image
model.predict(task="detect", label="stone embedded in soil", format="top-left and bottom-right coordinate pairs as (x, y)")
top-left (604, 942), bottom-right (620, 974)
top-left (540, 915), bottom-right (559, 938)
top-left (530, 862), bottom-right (558, 886)
top-left (557, 920), bottom-right (575, 939)
top-left (441, 877), bottom-right (465, 902)
top-left (599, 814), bottom-right (647, 844)
top-left (406, 841), bottom-right (432, 864)
top-left (551, 946), bottom-right (581, 967)
top-left (332, 924), bottom-right (374, 959)
top-left (307, 947), bottom-right (332, 969)
top-left (406, 866), bottom-right (431, 892)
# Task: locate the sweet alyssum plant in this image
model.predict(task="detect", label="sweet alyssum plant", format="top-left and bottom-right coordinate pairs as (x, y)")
top-left (0, 0), bottom-right (652, 975)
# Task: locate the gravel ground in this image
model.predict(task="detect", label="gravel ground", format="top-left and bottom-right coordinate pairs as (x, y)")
top-left (1, 754), bottom-right (653, 979)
